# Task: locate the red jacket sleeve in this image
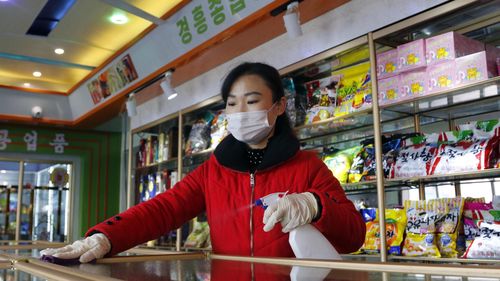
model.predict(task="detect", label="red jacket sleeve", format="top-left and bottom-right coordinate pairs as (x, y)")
top-left (86, 160), bottom-right (208, 256)
top-left (307, 155), bottom-right (366, 254)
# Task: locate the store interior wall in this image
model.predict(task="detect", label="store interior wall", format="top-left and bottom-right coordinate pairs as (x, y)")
top-left (0, 125), bottom-right (121, 237)
top-left (130, 0), bottom-right (448, 130)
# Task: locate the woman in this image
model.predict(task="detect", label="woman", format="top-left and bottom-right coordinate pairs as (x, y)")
top-left (41, 62), bottom-right (365, 263)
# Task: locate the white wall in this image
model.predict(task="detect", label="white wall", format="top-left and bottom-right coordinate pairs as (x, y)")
top-left (0, 88), bottom-right (72, 120)
top-left (131, 0), bottom-right (448, 129)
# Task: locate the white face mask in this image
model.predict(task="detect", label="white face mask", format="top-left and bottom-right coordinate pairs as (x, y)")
top-left (226, 104), bottom-right (277, 145)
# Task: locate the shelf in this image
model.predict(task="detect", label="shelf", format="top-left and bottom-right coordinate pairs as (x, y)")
top-left (134, 157), bottom-right (178, 172)
top-left (341, 168), bottom-right (500, 194)
top-left (381, 77), bottom-right (500, 118)
top-left (342, 254), bottom-right (500, 265)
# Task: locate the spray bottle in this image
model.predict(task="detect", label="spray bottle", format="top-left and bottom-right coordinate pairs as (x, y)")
top-left (255, 191), bottom-right (342, 260)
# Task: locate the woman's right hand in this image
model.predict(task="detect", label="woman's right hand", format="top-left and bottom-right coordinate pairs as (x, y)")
top-left (40, 233), bottom-right (111, 263)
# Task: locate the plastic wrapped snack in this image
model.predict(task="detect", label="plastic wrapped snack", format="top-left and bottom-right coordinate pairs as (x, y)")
top-left (184, 221), bottom-right (210, 248)
top-left (430, 137), bottom-right (499, 175)
top-left (463, 221), bottom-right (500, 259)
top-left (360, 208), bottom-right (407, 255)
top-left (323, 146), bottom-right (362, 183)
top-left (304, 77), bottom-right (337, 124)
top-left (432, 198), bottom-right (464, 258)
top-left (395, 143), bottom-right (437, 178)
top-left (209, 110), bottom-right (228, 150)
top-left (458, 119), bottom-right (500, 140)
top-left (185, 116), bottom-right (212, 155)
top-left (348, 146), bottom-right (369, 183)
top-left (403, 200), bottom-right (441, 257)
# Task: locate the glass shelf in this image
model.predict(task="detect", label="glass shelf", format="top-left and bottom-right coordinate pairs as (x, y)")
top-left (343, 254), bottom-right (500, 265)
top-left (133, 157), bottom-right (178, 171)
top-left (381, 77), bottom-right (500, 117)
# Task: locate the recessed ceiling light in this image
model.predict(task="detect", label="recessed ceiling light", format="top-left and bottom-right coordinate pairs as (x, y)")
top-left (33, 71), bottom-right (42, 77)
top-left (24, 83), bottom-right (31, 87)
top-left (54, 48), bottom-right (65, 55)
top-left (110, 13), bottom-right (128, 25)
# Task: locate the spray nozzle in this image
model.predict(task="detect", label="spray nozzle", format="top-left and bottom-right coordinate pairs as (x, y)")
top-left (255, 191), bottom-right (288, 209)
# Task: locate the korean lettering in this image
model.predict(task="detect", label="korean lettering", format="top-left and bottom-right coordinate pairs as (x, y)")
top-left (50, 134), bottom-right (68, 154)
top-left (229, 0), bottom-right (245, 15)
top-left (0, 130), bottom-right (12, 150)
top-left (23, 130), bottom-right (37, 151)
top-left (208, 0), bottom-right (226, 25)
top-left (192, 5), bottom-right (208, 34)
top-left (176, 16), bottom-right (193, 44)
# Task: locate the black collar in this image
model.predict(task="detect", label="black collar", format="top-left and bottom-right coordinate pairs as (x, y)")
top-left (214, 130), bottom-right (300, 173)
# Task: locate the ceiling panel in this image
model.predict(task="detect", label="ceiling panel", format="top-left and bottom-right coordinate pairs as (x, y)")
top-left (0, 58), bottom-right (91, 92)
top-left (50, 0), bottom-right (152, 51)
top-left (0, 0), bottom-right (46, 34)
top-left (123, 0), bottom-right (183, 18)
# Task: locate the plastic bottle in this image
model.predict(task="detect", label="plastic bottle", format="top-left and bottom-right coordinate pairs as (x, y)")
top-left (255, 192), bottom-right (342, 260)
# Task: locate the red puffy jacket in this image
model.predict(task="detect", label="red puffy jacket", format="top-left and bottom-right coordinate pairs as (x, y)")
top-left (87, 131), bottom-right (365, 257)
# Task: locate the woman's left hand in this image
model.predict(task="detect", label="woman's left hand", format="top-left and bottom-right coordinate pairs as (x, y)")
top-left (263, 192), bottom-right (318, 233)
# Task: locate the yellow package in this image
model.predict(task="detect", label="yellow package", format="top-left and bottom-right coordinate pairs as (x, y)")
top-left (432, 197), bottom-right (464, 258)
top-left (402, 200), bottom-right (441, 257)
top-left (361, 208), bottom-right (406, 255)
top-left (323, 146), bottom-right (362, 184)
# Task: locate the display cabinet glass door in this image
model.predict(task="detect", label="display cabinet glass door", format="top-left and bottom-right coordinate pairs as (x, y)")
top-left (0, 160), bottom-right (20, 240)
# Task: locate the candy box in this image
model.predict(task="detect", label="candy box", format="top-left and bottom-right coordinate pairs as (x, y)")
top-left (485, 44), bottom-right (500, 77)
top-left (426, 60), bottom-right (456, 94)
top-left (397, 39), bottom-right (426, 72)
top-left (376, 49), bottom-right (398, 79)
top-left (456, 51), bottom-right (496, 86)
top-left (426, 32), bottom-right (484, 65)
top-left (400, 69), bottom-right (426, 99)
top-left (378, 76), bottom-right (402, 106)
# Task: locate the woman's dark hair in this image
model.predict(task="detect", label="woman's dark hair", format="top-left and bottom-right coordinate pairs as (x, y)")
top-left (221, 62), bottom-right (294, 135)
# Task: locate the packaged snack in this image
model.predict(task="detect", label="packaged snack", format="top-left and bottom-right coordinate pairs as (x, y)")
top-left (458, 119), bottom-right (500, 140)
top-left (425, 32), bottom-right (484, 65)
top-left (430, 137), bottom-right (499, 175)
top-left (360, 208), bottom-right (407, 255)
top-left (185, 114), bottom-right (213, 155)
top-left (323, 146), bottom-right (362, 184)
top-left (400, 69), bottom-right (426, 99)
top-left (456, 51), bottom-right (497, 87)
top-left (376, 49), bottom-right (398, 79)
top-left (378, 76), bottom-right (403, 106)
top-left (463, 221), bottom-right (500, 259)
top-left (348, 146), bottom-right (368, 183)
top-left (432, 198), bottom-right (464, 258)
top-left (184, 220), bottom-right (210, 248)
top-left (394, 143), bottom-right (437, 178)
top-left (426, 61), bottom-right (456, 94)
top-left (304, 77), bottom-right (337, 124)
top-left (209, 110), bottom-right (228, 150)
top-left (403, 200), bottom-right (440, 257)
top-left (333, 62), bottom-right (372, 117)
top-left (397, 39), bottom-right (426, 73)
top-left (283, 77), bottom-right (305, 127)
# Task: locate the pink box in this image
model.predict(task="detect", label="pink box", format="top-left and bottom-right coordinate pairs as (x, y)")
top-left (400, 70), bottom-right (427, 99)
top-left (376, 49), bottom-right (398, 79)
top-left (426, 61), bottom-right (456, 94)
top-left (397, 39), bottom-right (426, 73)
top-left (425, 32), bottom-right (484, 65)
top-left (485, 44), bottom-right (500, 77)
top-left (456, 51), bottom-right (496, 86)
top-left (378, 76), bottom-right (402, 106)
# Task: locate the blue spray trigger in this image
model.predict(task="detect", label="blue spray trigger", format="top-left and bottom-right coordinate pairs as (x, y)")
top-left (255, 191), bottom-right (288, 210)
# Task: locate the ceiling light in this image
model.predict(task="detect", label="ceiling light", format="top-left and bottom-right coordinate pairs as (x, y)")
top-left (2, 181), bottom-right (7, 186)
top-left (54, 48), bottom-right (65, 55)
top-left (126, 93), bottom-right (137, 117)
top-left (110, 13), bottom-right (128, 25)
top-left (0, 170), bottom-right (6, 174)
top-left (24, 83), bottom-right (31, 87)
top-left (283, 2), bottom-right (302, 38)
top-left (33, 71), bottom-right (42, 77)
top-left (160, 69), bottom-right (178, 99)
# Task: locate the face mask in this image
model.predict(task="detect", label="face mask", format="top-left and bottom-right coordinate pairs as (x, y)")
top-left (226, 104), bottom-right (277, 145)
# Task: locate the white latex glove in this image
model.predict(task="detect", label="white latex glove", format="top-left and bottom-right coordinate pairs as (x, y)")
top-left (40, 233), bottom-right (111, 263)
top-left (263, 192), bottom-right (318, 233)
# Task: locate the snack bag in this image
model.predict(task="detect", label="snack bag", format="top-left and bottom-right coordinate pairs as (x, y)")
top-left (394, 143), bottom-right (437, 178)
top-left (348, 145), bottom-right (369, 183)
top-left (323, 146), bottom-right (362, 183)
top-left (432, 198), bottom-right (464, 258)
top-left (304, 77), bottom-right (337, 124)
top-left (209, 110), bottom-right (228, 150)
top-left (463, 221), bottom-right (500, 259)
top-left (333, 62), bottom-right (372, 116)
top-left (403, 200), bottom-right (441, 257)
top-left (360, 208), bottom-right (407, 255)
top-left (185, 114), bottom-right (213, 155)
top-left (184, 220), bottom-right (210, 248)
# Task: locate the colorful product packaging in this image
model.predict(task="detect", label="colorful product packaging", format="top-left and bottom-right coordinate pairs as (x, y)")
top-left (397, 39), bottom-right (426, 73)
top-left (323, 146), bottom-right (362, 184)
top-left (456, 51), bottom-right (497, 86)
top-left (360, 208), bottom-right (407, 255)
top-left (433, 198), bottom-right (464, 258)
top-left (394, 143), bottom-right (437, 178)
top-left (376, 49), bottom-right (398, 79)
top-left (209, 110), bottom-right (228, 150)
top-left (403, 200), bottom-right (441, 257)
top-left (463, 221), bottom-right (500, 259)
top-left (400, 69), bottom-right (427, 99)
top-left (425, 32), bottom-right (484, 65)
top-left (426, 60), bottom-right (456, 94)
top-left (485, 44), bottom-right (500, 77)
top-left (304, 76), bottom-right (337, 124)
top-left (378, 75), bottom-right (403, 106)
top-left (333, 62), bottom-right (372, 117)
